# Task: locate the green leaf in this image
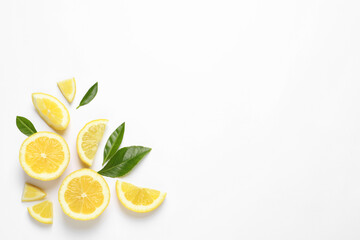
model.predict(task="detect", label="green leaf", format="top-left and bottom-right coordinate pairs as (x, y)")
top-left (103, 122), bottom-right (125, 165)
top-left (77, 82), bottom-right (98, 109)
top-left (16, 116), bottom-right (37, 136)
top-left (98, 146), bottom-right (151, 177)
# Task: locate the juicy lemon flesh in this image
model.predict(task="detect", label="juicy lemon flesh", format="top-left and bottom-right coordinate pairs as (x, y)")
top-left (34, 97), bottom-right (63, 126)
top-left (81, 123), bottom-right (106, 160)
top-left (28, 201), bottom-right (53, 224)
top-left (58, 78), bottom-right (75, 103)
top-left (64, 175), bottom-right (104, 215)
top-left (32, 201), bottom-right (52, 218)
top-left (22, 183), bottom-right (46, 201)
top-left (25, 136), bottom-right (64, 174)
top-left (122, 182), bottom-right (160, 206)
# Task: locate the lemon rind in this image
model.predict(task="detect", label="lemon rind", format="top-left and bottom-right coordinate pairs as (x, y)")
top-left (115, 181), bottom-right (166, 213)
top-left (19, 132), bottom-right (70, 181)
top-left (58, 168), bottom-right (110, 221)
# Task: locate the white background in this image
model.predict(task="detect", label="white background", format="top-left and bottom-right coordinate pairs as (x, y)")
top-left (1, 0), bottom-right (360, 239)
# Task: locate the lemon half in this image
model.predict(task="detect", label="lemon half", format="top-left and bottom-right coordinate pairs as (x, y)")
top-left (77, 119), bottom-right (108, 166)
top-left (116, 181), bottom-right (166, 213)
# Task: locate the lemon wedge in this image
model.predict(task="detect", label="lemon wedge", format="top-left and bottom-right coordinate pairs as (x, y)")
top-left (57, 78), bottom-right (76, 103)
top-left (58, 169), bottom-right (110, 220)
top-left (116, 181), bottom-right (166, 213)
top-left (32, 93), bottom-right (70, 131)
top-left (28, 200), bottom-right (53, 224)
top-left (77, 119), bottom-right (108, 166)
top-left (22, 183), bottom-right (46, 201)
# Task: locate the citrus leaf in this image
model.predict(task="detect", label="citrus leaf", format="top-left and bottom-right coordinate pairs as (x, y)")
top-left (77, 82), bottom-right (98, 109)
top-left (16, 116), bottom-right (37, 136)
top-left (98, 146), bottom-right (151, 177)
top-left (103, 122), bottom-right (125, 165)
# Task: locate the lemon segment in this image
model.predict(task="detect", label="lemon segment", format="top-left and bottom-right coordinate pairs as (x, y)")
top-left (116, 181), bottom-right (166, 213)
top-left (28, 200), bottom-right (53, 224)
top-left (76, 119), bottom-right (108, 166)
top-left (58, 169), bottom-right (110, 221)
top-left (32, 93), bottom-right (70, 131)
top-left (57, 78), bottom-right (76, 103)
top-left (22, 183), bottom-right (46, 201)
top-left (19, 131), bottom-right (70, 181)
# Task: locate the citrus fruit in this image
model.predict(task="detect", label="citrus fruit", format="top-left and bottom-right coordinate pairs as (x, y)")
top-left (58, 168), bottom-right (110, 221)
top-left (22, 183), bottom-right (46, 201)
top-left (57, 77), bottom-right (76, 103)
top-left (116, 181), bottom-right (166, 213)
top-left (77, 119), bottom-right (108, 166)
top-left (28, 200), bottom-right (53, 224)
top-left (19, 131), bottom-right (70, 181)
top-left (32, 93), bottom-right (70, 131)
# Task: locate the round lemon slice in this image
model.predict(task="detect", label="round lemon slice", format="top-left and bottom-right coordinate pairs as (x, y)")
top-left (77, 119), bottom-right (108, 166)
top-left (58, 169), bottom-right (110, 221)
top-left (57, 77), bottom-right (76, 103)
top-left (28, 200), bottom-right (53, 224)
top-left (116, 181), bottom-right (166, 213)
top-left (32, 93), bottom-right (70, 131)
top-left (19, 132), bottom-right (70, 181)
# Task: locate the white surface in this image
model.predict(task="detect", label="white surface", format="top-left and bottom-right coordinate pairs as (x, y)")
top-left (1, 0), bottom-right (360, 239)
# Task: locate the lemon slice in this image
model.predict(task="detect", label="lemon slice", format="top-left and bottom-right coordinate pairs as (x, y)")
top-left (58, 169), bottom-right (110, 221)
top-left (28, 200), bottom-right (53, 224)
top-left (116, 181), bottom-right (166, 213)
top-left (32, 93), bottom-right (70, 131)
top-left (19, 132), bottom-right (70, 181)
top-left (57, 78), bottom-right (76, 103)
top-left (22, 183), bottom-right (46, 201)
top-left (77, 119), bottom-right (108, 166)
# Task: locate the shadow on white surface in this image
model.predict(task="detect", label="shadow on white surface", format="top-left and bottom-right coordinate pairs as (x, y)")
top-left (59, 210), bottom-right (103, 230)
top-left (20, 168), bottom-right (63, 191)
top-left (27, 210), bottom-right (52, 229)
top-left (53, 128), bottom-right (69, 137)
top-left (79, 160), bottom-right (92, 169)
